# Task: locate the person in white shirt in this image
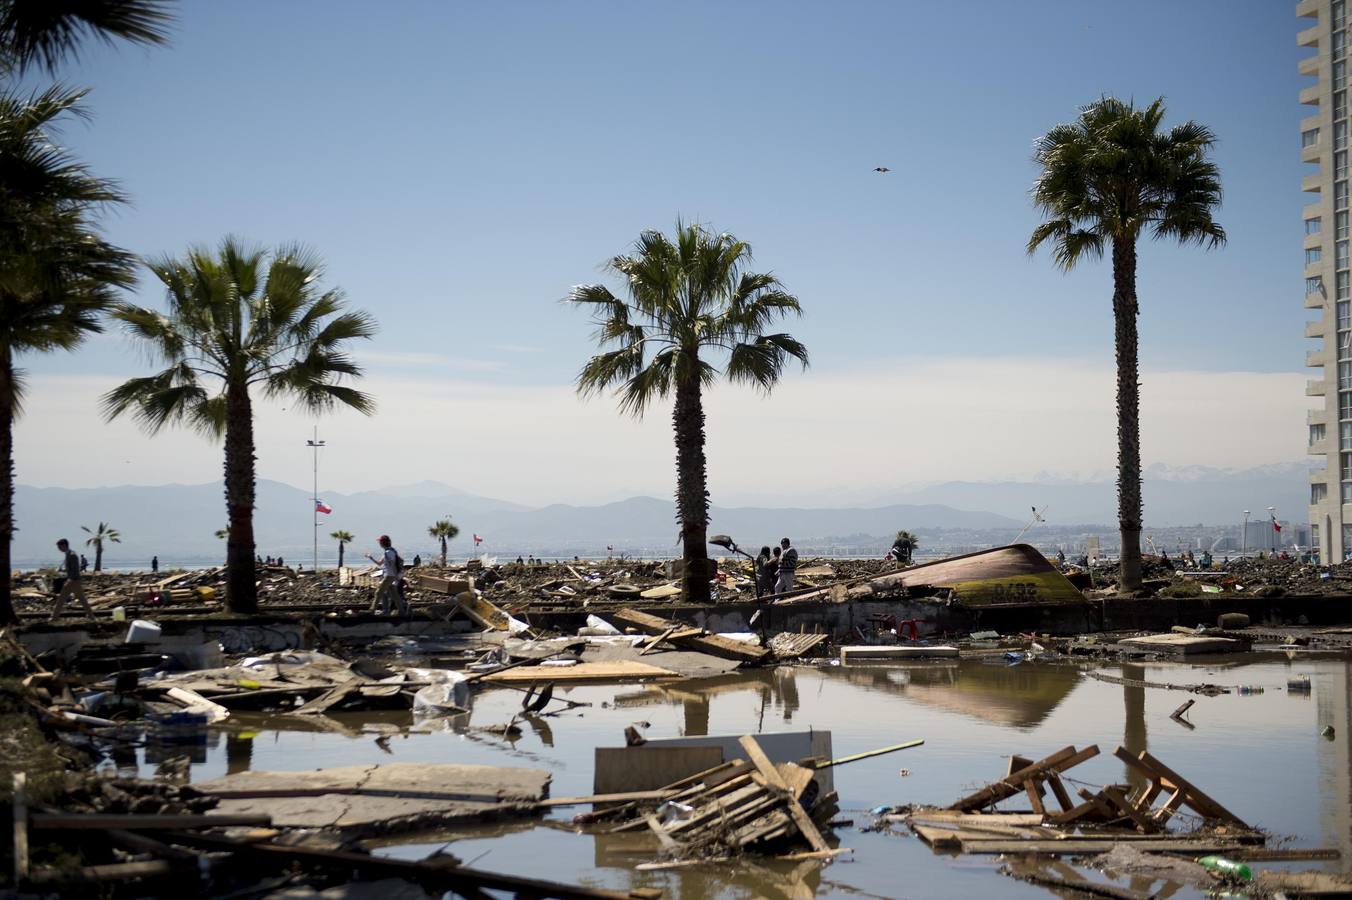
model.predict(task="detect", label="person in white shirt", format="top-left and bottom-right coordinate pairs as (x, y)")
top-left (366, 535), bottom-right (405, 615)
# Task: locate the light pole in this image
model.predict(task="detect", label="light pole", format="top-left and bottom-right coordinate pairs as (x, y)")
top-left (307, 428), bottom-right (326, 572)
top-left (1242, 510), bottom-right (1249, 557)
top-left (1267, 506), bottom-right (1276, 552)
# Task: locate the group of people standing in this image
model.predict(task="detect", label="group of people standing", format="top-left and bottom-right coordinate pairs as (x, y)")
top-left (753, 537), bottom-right (798, 599)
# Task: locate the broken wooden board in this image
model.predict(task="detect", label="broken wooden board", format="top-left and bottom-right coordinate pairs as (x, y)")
top-left (839, 645), bottom-right (958, 660)
top-left (192, 763), bottom-right (550, 835)
top-left (949, 745), bottom-right (1099, 812)
top-left (612, 608), bottom-right (770, 664)
top-left (1117, 634), bottom-right (1244, 656)
top-left (594, 746), bottom-right (725, 796)
top-left (639, 583), bottom-right (682, 600)
top-left (410, 573), bottom-right (473, 595)
top-left (951, 837), bottom-right (1260, 855)
top-left (480, 660), bottom-right (681, 683)
top-left (768, 632), bottom-right (830, 660)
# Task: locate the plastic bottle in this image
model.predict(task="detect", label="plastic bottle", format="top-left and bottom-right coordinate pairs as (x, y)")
top-left (1196, 856), bottom-right (1253, 881)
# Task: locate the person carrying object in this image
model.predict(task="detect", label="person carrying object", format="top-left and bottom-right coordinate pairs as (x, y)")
top-left (366, 535), bottom-right (406, 615)
top-left (52, 538), bottom-right (93, 620)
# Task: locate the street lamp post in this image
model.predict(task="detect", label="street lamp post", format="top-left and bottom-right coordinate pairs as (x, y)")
top-left (1267, 506), bottom-right (1276, 553)
top-left (307, 428), bottom-right (326, 572)
top-left (1242, 510), bottom-right (1249, 557)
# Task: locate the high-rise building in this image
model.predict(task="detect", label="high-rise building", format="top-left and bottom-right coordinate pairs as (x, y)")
top-left (1302, 0), bottom-right (1348, 563)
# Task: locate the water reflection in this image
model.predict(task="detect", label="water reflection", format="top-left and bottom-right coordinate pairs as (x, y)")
top-left (1121, 662), bottom-right (1148, 795)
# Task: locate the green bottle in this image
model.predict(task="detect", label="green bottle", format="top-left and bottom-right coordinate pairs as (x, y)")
top-left (1196, 856), bottom-right (1253, 881)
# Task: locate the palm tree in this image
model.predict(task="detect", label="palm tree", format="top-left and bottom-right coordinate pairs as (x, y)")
top-left (0, 0), bottom-right (172, 75)
top-left (428, 519), bottom-right (458, 566)
top-left (0, 87), bottom-right (136, 624)
top-left (1028, 97), bottom-right (1224, 593)
top-left (569, 222), bottom-right (808, 604)
top-left (891, 530), bottom-right (918, 565)
top-left (81, 521), bottom-right (120, 572)
top-left (330, 529), bottom-right (353, 569)
top-left (103, 239), bottom-right (377, 613)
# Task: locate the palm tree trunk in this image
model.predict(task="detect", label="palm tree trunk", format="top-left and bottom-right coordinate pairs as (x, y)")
top-left (0, 349), bottom-right (17, 625)
top-left (1112, 236), bottom-right (1144, 593)
top-left (93, 541), bottom-right (102, 572)
top-left (223, 380), bottom-right (258, 613)
top-left (673, 368), bottom-right (712, 604)
top-left (440, 537), bottom-right (447, 566)
top-left (337, 542), bottom-right (345, 569)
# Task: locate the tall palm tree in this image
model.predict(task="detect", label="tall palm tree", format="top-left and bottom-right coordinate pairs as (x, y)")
top-left (569, 222), bottom-right (808, 604)
top-left (891, 530), bottom-right (918, 565)
top-left (0, 86), bottom-right (135, 624)
top-left (81, 521), bottom-right (120, 571)
top-left (104, 239), bottom-right (377, 613)
top-left (330, 529), bottom-right (353, 569)
top-left (1028, 97), bottom-right (1224, 593)
top-left (0, 0), bottom-right (172, 75)
top-left (428, 519), bottom-right (458, 566)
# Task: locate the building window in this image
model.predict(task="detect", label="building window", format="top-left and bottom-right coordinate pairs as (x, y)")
top-left (1341, 452), bottom-right (1352, 481)
top-left (1309, 275), bottom-right (1326, 295)
top-left (1341, 360), bottom-right (1352, 388)
top-left (1309, 247), bottom-right (1325, 266)
top-left (1338, 180), bottom-right (1350, 209)
top-left (1309, 217), bottom-right (1324, 235)
top-left (1341, 301), bottom-right (1352, 329)
top-left (1342, 420), bottom-right (1352, 447)
top-left (1340, 211), bottom-right (1351, 239)
top-left (1340, 389), bottom-right (1352, 418)
top-left (1313, 523), bottom-right (1322, 554)
top-left (1340, 92), bottom-right (1350, 122)
top-left (1339, 60), bottom-right (1348, 89)
top-left (1339, 122), bottom-right (1349, 150)
top-left (1337, 30), bottom-right (1347, 61)
top-left (1340, 151), bottom-right (1351, 180)
top-left (1338, 0), bottom-right (1348, 28)
top-left (1313, 423), bottom-right (1329, 444)
top-left (1314, 482), bottom-right (1330, 504)
top-left (1340, 272), bottom-right (1350, 299)
top-left (1343, 482), bottom-right (1352, 504)
top-left (1306, 128), bottom-right (1323, 148)
top-left (1340, 242), bottom-right (1351, 270)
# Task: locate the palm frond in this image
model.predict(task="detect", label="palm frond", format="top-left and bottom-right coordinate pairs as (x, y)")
top-left (0, 0), bottom-right (173, 74)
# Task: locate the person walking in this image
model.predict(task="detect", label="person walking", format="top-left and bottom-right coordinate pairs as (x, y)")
top-left (52, 538), bottom-right (93, 620)
top-left (755, 545), bottom-right (776, 598)
top-left (151, 555), bottom-right (159, 574)
top-left (775, 538), bottom-right (798, 594)
top-left (366, 536), bottom-right (405, 616)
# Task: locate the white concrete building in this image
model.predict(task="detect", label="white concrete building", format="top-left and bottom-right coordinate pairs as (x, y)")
top-left (1302, 0), bottom-right (1349, 563)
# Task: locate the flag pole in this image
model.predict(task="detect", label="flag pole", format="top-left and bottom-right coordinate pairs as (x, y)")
top-left (307, 427), bottom-right (326, 572)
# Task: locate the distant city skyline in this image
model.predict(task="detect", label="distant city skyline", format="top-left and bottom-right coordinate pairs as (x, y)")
top-left (11, 1), bottom-right (1308, 506)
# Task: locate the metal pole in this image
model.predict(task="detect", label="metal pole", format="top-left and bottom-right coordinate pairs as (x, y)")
top-left (1242, 511), bottom-right (1249, 557)
top-left (307, 428), bottom-right (326, 572)
top-left (1268, 507), bottom-right (1276, 552)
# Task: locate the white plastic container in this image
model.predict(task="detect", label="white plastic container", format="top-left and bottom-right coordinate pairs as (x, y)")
top-left (111, 606), bottom-right (127, 622)
top-left (125, 619), bottom-right (161, 643)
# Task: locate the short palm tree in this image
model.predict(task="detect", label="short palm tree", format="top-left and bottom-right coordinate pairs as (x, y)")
top-left (330, 529), bottom-right (354, 569)
top-left (428, 519), bottom-right (458, 566)
top-left (0, 0), bottom-right (172, 75)
top-left (891, 530), bottom-right (918, 565)
top-left (81, 521), bottom-right (120, 571)
top-left (0, 87), bottom-right (135, 624)
top-left (104, 239), bottom-right (377, 613)
top-left (1028, 97), bottom-right (1224, 593)
top-left (569, 222), bottom-right (808, 604)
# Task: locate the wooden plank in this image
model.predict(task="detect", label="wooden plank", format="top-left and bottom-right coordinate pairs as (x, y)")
top-left (1100, 785), bottom-right (1160, 834)
top-left (482, 661), bottom-right (681, 683)
top-left (956, 838), bottom-right (1256, 855)
top-left (1046, 774), bottom-right (1074, 812)
top-left (1113, 746), bottom-right (1248, 827)
top-left (644, 814), bottom-right (680, 852)
top-left (950, 745), bottom-right (1099, 811)
top-left (895, 811), bottom-right (1047, 827)
top-left (31, 813), bottom-right (272, 830)
top-left (539, 790), bottom-right (679, 807)
top-left (613, 608), bottom-right (769, 663)
top-left (739, 735), bottom-right (830, 853)
top-left (1023, 780), bottom-right (1045, 816)
top-left (913, 824), bottom-right (963, 848)
top-left (12, 772), bottom-right (27, 883)
top-left (27, 861), bottom-right (173, 884)
top-left (639, 627), bottom-right (677, 656)
top-left (593, 746), bottom-right (725, 796)
top-left (290, 676), bottom-right (365, 716)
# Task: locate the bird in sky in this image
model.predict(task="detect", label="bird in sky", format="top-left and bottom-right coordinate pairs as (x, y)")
top-left (873, 166), bottom-right (891, 173)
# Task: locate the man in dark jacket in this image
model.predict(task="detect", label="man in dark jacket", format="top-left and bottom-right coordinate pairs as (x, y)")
top-left (52, 538), bottom-right (92, 619)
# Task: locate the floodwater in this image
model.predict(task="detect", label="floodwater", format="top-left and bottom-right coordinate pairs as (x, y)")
top-left (122, 651), bottom-right (1352, 899)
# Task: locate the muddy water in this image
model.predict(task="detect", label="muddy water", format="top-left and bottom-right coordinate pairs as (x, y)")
top-left (133, 653), bottom-right (1352, 898)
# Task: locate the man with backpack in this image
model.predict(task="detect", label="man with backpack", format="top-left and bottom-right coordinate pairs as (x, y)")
top-left (367, 535), bottom-right (407, 616)
top-left (52, 538), bottom-right (93, 620)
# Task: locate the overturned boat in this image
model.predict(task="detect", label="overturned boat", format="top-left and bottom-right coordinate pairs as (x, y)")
top-left (779, 544), bottom-right (1085, 608)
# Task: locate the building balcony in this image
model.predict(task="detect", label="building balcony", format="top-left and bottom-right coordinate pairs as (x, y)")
top-left (1311, 437), bottom-right (1330, 456)
top-left (1305, 143), bottom-right (1324, 164)
top-left (1299, 24), bottom-right (1322, 47)
top-left (1311, 406), bottom-right (1329, 425)
top-left (1302, 84), bottom-right (1322, 105)
top-left (1308, 319), bottom-right (1327, 338)
top-left (1309, 378), bottom-right (1329, 396)
top-left (1304, 172), bottom-right (1324, 193)
top-left (1306, 231), bottom-right (1325, 249)
top-left (1308, 289), bottom-right (1328, 308)
top-left (1298, 0), bottom-right (1320, 17)
top-left (1301, 54), bottom-right (1322, 77)
top-left (1309, 347), bottom-right (1330, 367)
top-left (1307, 201), bottom-right (1327, 220)
top-left (1307, 261), bottom-right (1328, 280)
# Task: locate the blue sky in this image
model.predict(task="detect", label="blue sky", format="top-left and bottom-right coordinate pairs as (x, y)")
top-left (11, 0), bottom-right (1316, 502)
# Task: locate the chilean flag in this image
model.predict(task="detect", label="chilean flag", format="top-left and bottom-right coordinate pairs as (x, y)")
top-left (473, 534), bottom-right (483, 546)
top-left (1271, 513), bottom-right (1282, 533)
top-left (315, 499), bottom-right (332, 515)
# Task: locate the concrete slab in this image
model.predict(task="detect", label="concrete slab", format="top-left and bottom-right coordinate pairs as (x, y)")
top-left (1118, 633), bottom-right (1243, 656)
top-left (840, 645), bottom-right (960, 660)
top-left (192, 763), bottom-right (550, 835)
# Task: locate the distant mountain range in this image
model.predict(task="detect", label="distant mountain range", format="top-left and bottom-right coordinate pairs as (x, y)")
top-left (11, 461), bottom-right (1307, 566)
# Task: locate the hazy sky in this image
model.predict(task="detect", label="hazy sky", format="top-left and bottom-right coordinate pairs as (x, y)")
top-left (14, 0), bottom-right (1311, 505)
